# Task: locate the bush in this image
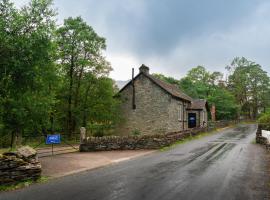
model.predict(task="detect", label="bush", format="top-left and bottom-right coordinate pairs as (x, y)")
top-left (131, 129), bottom-right (141, 136)
top-left (258, 112), bottom-right (270, 124)
top-left (93, 129), bottom-right (104, 137)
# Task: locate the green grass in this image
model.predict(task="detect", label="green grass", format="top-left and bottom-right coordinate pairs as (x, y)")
top-left (0, 148), bottom-right (11, 154)
top-left (0, 176), bottom-right (49, 192)
top-left (251, 139), bottom-right (257, 144)
top-left (160, 126), bottom-right (234, 152)
top-left (240, 121), bottom-right (257, 125)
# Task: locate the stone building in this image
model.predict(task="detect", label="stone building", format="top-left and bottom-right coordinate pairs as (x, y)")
top-left (116, 64), bottom-right (208, 135)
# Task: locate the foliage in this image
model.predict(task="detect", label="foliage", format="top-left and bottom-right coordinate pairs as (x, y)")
top-left (179, 66), bottom-right (238, 120)
top-left (0, 0), bottom-right (120, 147)
top-left (131, 129), bottom-right (141, 136)
top-left (1, 0), bottom-right (269, 148)
top-left (258, 109), bottom-right (270, 124)
top-left (227, 57), bottom-right (270, 119)
top-left (0, 0), bottom-right (57, 144)
top-left (55, 16), bottom-right (114, 136)
top-left (154, 66), bottom-right (241, 120)
top-left (152, 73), bottom-right (180, 85)
top-left (0, 176), bottom-right (49, 192)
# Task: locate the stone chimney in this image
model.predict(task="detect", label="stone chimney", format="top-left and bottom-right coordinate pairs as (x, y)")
top-left (139, 64), bottom-right (149, 74)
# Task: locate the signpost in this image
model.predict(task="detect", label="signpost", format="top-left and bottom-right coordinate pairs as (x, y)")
top-left (46, 134), bottom-right (61, 156)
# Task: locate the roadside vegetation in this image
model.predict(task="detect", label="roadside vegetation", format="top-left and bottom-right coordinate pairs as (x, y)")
top-left (258, 109), bottom-right (270, 124)
top-left (0, 0), bottom-right (121, 149)
top-left (154, 57), bottom-right (270, 121)
top-left (160, 125), bottom-right (236, 152)
top-left (1, 0), bottom-right (270, 151)
top-left (0, 176), bottom-right (49, 192)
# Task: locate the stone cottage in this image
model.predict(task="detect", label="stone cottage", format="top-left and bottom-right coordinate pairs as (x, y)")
top-left (116, 64), bottom-right (208, 135)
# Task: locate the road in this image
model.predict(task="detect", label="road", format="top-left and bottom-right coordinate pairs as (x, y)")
top-left (1, 124), bottom-right (269, 200)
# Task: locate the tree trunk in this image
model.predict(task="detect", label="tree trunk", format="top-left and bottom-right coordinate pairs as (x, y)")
top-left (82, 79), bottom-right (92, 127)
top-left (67, 56), bottom-right (74, 137)
top-left (72, 64), bottom-right (85, 133)
top-left (15, 127), bottom-right (22, 147)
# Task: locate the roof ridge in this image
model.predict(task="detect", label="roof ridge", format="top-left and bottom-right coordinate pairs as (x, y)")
top-left (145, 73), bottom-right (193, 102)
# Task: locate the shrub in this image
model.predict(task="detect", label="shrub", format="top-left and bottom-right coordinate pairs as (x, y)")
top-left (131, 129), bottom-right (141, 136)
top-left (93, 129), bottom-right (104, 137)
top-left (258, 112), bottom-right (270, 124)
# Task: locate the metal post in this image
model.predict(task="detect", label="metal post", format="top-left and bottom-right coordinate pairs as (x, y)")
top-left (52, 144), bottom-right (54, 156)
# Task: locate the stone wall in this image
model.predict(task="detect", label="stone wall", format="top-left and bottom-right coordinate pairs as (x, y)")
top-left (80, 121), bottom-right (235, 152)
top-left (256, 124), bottom-right (270, 149)
top-left (167, 99), bottom-right (190, 132)
top-left (116, 74), bottom-right (172, 135)
top-left (0, 146), bottom-right (41, 185)
top-left (80, 129), bottom-right (204, 151)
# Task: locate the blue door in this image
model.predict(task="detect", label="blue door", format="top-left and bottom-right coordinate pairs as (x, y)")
top-left (188, 113), bottom-right (196, 128)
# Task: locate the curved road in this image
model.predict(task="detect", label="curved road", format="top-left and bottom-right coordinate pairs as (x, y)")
top-left (1, 124), bottom-right (269, 200)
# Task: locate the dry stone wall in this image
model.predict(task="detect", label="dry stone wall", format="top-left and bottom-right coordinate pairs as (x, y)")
top-left (81, 121), bottom-right (236, 152)
top-left (80, 130), bottom-right (198, 151)
top-left (0, 146), bottom-right (41, 185)
top-left (256, 124), bottom-right (270, 149)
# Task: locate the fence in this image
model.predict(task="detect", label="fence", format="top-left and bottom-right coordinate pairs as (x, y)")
top-left (0, 132), bottom-right (81, 156)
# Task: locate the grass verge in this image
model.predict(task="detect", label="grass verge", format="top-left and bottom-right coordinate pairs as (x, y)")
top-left (0, 176), bottom-right (49, 192)
top-left (160, 125), bottom-right (235, 152)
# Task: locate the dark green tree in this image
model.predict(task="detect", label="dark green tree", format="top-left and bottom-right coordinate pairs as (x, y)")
top-left (56, 16), bottom-right (112, 136)
top-left (0, 0), bottom-right (57, 146)
top-left (227, 57), bottom-right (270, 119)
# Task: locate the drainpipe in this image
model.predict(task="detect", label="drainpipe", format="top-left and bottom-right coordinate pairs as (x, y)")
top-left (132, 68), bottom-right (136, 109)
top-left (182, 103), bottom-right (185, 130)
top-left (199, 110), bottom-right (201, 128)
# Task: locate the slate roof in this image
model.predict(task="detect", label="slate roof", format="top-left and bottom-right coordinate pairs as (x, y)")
top-left (144, 73), bottom-right (193, 102)
top-left (187, 99), bottom-right (208, 110)
top-left (119, 71), bottom-right (193, 102)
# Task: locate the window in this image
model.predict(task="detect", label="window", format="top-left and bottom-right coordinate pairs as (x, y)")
top-left (178, 105), bottom-right (183, 121)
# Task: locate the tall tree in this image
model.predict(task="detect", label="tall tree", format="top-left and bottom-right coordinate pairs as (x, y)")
top-left (0, 0), bottom-right (57, 146)
top-left (227, 57), bottom-right (270, 119)
top-left (56, 16), bottom-right (111, 136)
top-left (154, 66), bottom-right (239, 120)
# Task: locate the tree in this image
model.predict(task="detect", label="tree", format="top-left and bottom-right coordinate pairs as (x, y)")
top-left (154, 66), bottom-right (239, 120)
top-left (56, 16), bottom-right (112, 136)
top-left (152, 73), bottom-right (180, 85)
top-left (0, 0), bottom-right (57, 146)
top-left (180, 66), bottom-right (239, 120)
top-left (227, 57), bottom-right (270, 119)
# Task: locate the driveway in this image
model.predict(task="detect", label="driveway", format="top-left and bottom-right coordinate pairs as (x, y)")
top-left (1, 124), bottom-right (269, 200)
top-left (39, 150), bottom-right (155, 178)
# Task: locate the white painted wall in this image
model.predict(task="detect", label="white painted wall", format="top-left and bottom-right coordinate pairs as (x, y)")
top-left (262, 130), bottom-right (270, 142)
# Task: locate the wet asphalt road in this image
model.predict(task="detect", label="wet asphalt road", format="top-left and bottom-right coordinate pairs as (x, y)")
top-left (1, 124), bottom-right (269, 200)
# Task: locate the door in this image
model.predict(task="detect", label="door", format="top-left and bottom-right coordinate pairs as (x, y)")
top-left (188, 113), bottom-right (197, 128)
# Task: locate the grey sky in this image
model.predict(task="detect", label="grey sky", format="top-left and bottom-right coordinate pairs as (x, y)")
top-left (12, 0), bottom-right (270, 80)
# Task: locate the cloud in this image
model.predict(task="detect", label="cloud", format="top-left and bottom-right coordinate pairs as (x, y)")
top-left (139, 1), bottom-right (270, 79)
top-left (10, 0), bottom-right (270, 80)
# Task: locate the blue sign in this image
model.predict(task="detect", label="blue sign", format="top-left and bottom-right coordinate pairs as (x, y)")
top-left (46, 134), bottom-right (61, 144)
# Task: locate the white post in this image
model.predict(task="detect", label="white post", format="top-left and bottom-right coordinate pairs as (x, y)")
top-left (80, 127), bottom-right (86, 144)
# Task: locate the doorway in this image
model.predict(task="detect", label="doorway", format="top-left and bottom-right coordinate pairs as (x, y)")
top-left (188, 113), bottom-right (197, 128)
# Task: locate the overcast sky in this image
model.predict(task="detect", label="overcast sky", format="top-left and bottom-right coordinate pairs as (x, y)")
top-left (12, 0), bottom-right (270, 80)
